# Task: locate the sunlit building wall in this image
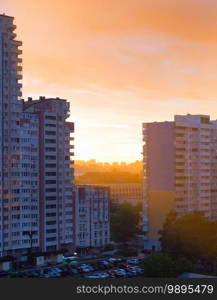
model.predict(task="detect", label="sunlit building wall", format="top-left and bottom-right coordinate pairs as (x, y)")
top-left (143, 114), bottom-right (217, 250)
top-left (93, 183), bottom-right (143, 206)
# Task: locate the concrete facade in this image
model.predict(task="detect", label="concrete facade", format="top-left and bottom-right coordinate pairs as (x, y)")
top-left (0, 15), bottom-right (75, 258)
top-left (23, 97), bottom-right (75, 254)
top-left (0, 14), bottom-right (39, 257)
top-left (74, 185), bottom-right (110, 255)
top-left (143, 114), bottom-right (217, 250)
top-left (104, 183), bottom-right (143, 206)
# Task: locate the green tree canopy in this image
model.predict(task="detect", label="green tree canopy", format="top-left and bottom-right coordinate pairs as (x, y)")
top-left (159, 212), bottom-right (217, 273)
top-left (140, 253), bottom-right (194, 278)
top-left (111, 202), bottom-right (141, 243)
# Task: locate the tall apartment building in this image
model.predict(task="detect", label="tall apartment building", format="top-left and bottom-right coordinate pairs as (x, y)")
top-left (143, 114), bottom-right (217, 250)
top-left (74, 185), bottom-right (110, 255)
top-left (0, 14), bottom-right (75, 259)
top-left (0, 14), bottom-right (36, 257)
top-left (23, 97), bottom-right (75, 253)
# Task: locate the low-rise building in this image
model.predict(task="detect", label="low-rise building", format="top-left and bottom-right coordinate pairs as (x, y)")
top-left (74, 185), bottom-right (110, 255)
top-left (106, 183), bottom-right (143, 206)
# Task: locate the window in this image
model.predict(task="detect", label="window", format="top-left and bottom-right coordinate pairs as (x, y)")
top-left (46, 229), bottom-right (56, 233)
top-left (45, 156), bottom-right (56, 160)
top-left (45, 131), bottom-right (56, 136)
top-left (46, 205), bottom-right (56, 209)
top-left (46, 221), bottom-right (56, 225)
top-left (46, 213), bottom-right (56, 217)
top-left (45, 188), bottom-right (56, 192)
top-left (46, 172), bottom-right (56, 176)
top-left (45, 164), bottom-right (56, 168)
top-left (45, 180), bottom-right (56, 184)
top-left (45, 116), bottom-right (56, 120)
top-left (46, 196), bottom-right (56, 201)
top-left (46, 237), bottom-right (56, 242)
top-left (45, 139), bottom-right (56, 144)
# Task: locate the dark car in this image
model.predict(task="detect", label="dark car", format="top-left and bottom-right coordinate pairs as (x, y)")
top-left (70, 268), bottom-right (79, 275)
top-left (126, 271), bottom-right (137, 278)
top-left (98, 261), bottom-right (109, 269)
top-left (118, 263), bottom-right (127, 269)
top-left (90, 263), bottom-right (98, 271)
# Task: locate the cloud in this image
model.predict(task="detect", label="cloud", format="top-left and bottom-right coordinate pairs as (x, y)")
top-left (3, 0), bottom-right (217, 102)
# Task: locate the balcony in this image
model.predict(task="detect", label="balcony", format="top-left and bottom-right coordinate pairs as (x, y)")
top-left (11, 33), bottom-right (17, 39)
top-left (14, 40), bottom-right (22, 47)
top-left (16, 74), bottom-right (22, 80)
top-left (9, 24), bottom-right (17, 31)
top-left (17, 65), bottom-right (22, 72)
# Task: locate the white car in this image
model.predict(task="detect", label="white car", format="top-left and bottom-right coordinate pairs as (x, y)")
top-left (114, 269), bottom-right (126, 277)
top-left (96, 272), bottom-right (109, 278)
top-left (85, 275), bottom-right (101, 278)
top-left (127, 259), bottom-right (139, 265)
top-left (81, 268), bottom-right (91, 273)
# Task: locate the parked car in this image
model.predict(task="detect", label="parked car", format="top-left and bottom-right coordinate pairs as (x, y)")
top-left (98, 261), bottom-right (110, 269)
top-left (90, 263), bottom-right (98, 271)
top-left (126, 271), bottom-right (137, 278)
top-left (94, 272), bottom-right (109, 278)
top-left (127, 259), bottom-right (139, 265)
top-left (107, 270), bottom-right (116, 278)
top-left (114, 269), bottom-right (126, 277)
top-left (51, 267), bottom-right (62, 273)
top-left (80, 267), bottom-right (91, 273)
top-left (119, 263), bottom-right (128, 269)
top-left (108, 258), bottom-right (117, 263)
top-left (70, 268), bottom-right (79, 275)
top-left (84, 272), bottom-right (108, 278)
top-left (84, 274), bottom-right (101, 278)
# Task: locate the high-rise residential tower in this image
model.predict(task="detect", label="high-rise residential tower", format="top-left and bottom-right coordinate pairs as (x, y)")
top-left (0, 14), bottom-right (75, 259)
top-left (143, 114), bottom-right (217, 250)
top-left (23, 97), bottom-right (75, 253)
top-left (0, 14), bottom-right (36, 257)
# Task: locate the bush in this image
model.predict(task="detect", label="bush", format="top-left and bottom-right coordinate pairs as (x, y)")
top-left (175, 257), bottom-right (195, 275)
top-left (141, 253), bottom-right (177, 277)
top-left (140, 253), bottom-right (195, 278)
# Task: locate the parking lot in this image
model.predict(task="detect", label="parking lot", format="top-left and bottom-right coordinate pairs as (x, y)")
top-left (10, 257), bottom-right (144, 278)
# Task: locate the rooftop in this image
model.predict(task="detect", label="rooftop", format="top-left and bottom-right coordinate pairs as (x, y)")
top-left (0, 13), bottom-right (14, 19)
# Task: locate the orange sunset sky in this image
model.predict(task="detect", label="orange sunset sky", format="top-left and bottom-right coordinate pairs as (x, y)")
top-left (2, 0), bottom-right (217, 162)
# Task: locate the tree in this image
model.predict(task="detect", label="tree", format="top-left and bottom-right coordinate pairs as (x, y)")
top-left (140, 253), bottom-right (194, 277)
top-left (174, 257), bottom-right (195, 275)
top-left (111, 202), bottom-right (141, 243)
top-left (141, 253), bottom-right (177, 277)
top-left (159, 212), bottom-right (217, 274)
